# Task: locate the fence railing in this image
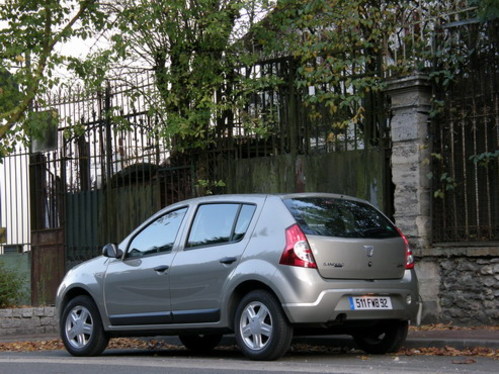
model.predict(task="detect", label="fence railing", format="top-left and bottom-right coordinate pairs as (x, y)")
top-left (0, 146), bottom-right (30, 254)
top-left (431, 17), bottom-right (499, 244)
top-left (383, 5), bottom-right (479, 77)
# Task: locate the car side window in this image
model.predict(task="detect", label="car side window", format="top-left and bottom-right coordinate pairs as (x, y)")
top-left (233, 204), bottom-right (256, 241)
top-left (186, 203), bottom-right (256, 249)
top-left (127, 207), bottom-right (187, 258)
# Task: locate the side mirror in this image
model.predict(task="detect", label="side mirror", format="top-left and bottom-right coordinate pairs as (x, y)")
top-left (102, 243), bottom-right (123, 259)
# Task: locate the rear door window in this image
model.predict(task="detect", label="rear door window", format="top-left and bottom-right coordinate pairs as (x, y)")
top-left (186, 203), bottom-right (256, 248)
top-left (283, 197), bottom-right (398, 239)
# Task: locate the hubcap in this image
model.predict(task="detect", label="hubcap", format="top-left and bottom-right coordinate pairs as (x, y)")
top-left (239, 301), bottom-right (273, 350)
top-left (65, 305), bottom-right (94, 349)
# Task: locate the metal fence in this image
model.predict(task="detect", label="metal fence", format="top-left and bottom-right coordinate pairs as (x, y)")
top-left (431, 18), bottom-right (499, 243)
top-left (0, 145), bottom-right (30, 254)
top-left (30, 76), bottom-right (194, 266)
top-left (207, 57), bottom-right (385, 160)
top-left (383, 4), bottom-right (480, 77)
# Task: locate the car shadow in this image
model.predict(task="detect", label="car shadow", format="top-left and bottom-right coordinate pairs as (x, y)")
top-left (100, 336), bottom-right (361, 360)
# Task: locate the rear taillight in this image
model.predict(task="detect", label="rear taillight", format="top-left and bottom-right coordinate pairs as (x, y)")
top-left (279, 224), bottom-right (317, 268)
top-left (396, 227), bottom-right (414, 269)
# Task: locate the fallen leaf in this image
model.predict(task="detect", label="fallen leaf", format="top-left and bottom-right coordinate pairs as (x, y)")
top-left (452, 358), bottom-right (476, 365)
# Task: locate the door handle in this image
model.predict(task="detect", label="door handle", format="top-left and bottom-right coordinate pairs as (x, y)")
top-left (219, 256), bottom-right (237, 265)
top-left (154, 265), bottom-right (169, 273)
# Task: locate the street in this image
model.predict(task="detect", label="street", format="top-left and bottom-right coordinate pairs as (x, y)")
top-left (0, 346), bottom-right (497, 374)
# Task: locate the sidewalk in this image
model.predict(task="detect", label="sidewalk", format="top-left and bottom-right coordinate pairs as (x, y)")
top-left (1, 328), bottom-right (498, 350)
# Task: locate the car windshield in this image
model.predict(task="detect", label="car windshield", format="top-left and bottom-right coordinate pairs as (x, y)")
top-left (283, 197), bottom-right (399, 239)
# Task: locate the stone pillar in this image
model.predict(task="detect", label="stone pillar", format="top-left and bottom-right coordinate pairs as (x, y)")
top-left (385, 75), bottom-right (432, 252)
top-left (386, 75), bottom-right (440, 322)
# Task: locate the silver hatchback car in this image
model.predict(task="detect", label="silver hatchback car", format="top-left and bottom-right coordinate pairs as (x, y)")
top-left (56, 193), bottom-right (420, 360)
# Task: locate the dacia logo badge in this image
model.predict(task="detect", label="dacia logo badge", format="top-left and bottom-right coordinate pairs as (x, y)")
top-left (364, 245), bottom-right (374, 257)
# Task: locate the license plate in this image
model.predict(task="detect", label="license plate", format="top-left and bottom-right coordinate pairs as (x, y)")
top-left (349, 296), bottom-right (392, 310)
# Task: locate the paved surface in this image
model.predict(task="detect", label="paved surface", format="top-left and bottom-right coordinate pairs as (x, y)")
top-left (407, 328), bottom-right (499, 349)
top-left (1, 328), bottom-right (498, 349)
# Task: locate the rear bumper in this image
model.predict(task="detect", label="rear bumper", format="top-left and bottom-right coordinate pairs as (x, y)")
top-left (278, 269), bottom-right (420, 325)
top-left (283, 287), bottom-right (420, 324)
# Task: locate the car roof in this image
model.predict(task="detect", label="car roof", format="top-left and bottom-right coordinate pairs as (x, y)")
top-left (163, 192), bottom-right (368, 211)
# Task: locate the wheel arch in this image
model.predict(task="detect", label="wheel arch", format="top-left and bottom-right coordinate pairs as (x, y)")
top-left (227, 280), bottom-right (284, 331)
top-left (59, 287), bottom-right (98, 319)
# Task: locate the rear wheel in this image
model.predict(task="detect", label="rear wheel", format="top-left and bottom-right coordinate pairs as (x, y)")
top-left (178, 333), bottom-right (223, 353)
top-left (60, 295), bottom-right (109, 356)
top-left (353, 320), bottom-right (408, 354)
top-left (234, 290), bottom-right (293, 361)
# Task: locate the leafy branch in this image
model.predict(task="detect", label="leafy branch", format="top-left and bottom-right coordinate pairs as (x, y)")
top-left (0, 0), bottom-right (107, 150)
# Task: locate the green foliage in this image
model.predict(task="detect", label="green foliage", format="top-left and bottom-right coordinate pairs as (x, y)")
top-left (249, 0), bottom-right (416, 142)
top-left (2, 0), bottom-right (490, 160)
top-left (196, 179), bottom-right (227, 195)
top-left (0, 0), bottom-right (108, 152)
top-left (432, 172), bottom-right (457, 199)
top-left (475, 0), bottom-right (499, 20)
top-left (469, 150), bottom-right (499, 166)
top-left (426, 152), bottom-right (458, 199)
top-left (69, 0), bottom-right (277, 153)
top-left (204, 1), bottom-right (424, 148)
top-left (0, 260), bottom-right (27, 308)
top-left (0, 68), bottom-right (22, 113)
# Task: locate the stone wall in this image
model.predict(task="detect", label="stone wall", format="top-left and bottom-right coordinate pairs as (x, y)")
top-left (417, 252), bottom-right (499, 325)
top-left (0, 307), bottom-right (57, 337)
top-left (439, 256), bottom-right (499, 324)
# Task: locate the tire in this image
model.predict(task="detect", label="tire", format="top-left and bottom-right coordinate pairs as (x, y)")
top-left (234, 290), bottom-right (293, 361)
top-left (353, 320), bottom-right (408, 354)
top-left (60, 295), bottom-right (109, 356)
top-left (178, 333), bottom-right (223, 353)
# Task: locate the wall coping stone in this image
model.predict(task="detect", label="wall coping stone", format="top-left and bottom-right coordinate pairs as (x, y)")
top-left (419, 246), bottom-right (499, 258)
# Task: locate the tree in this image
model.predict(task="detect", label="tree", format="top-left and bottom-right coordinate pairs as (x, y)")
top-left (0, 0), bottom-right (106, 155)
top-left (70, 0), bottom-right (276, 155)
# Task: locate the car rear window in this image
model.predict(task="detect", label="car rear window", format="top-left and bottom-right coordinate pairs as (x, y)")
top-left (283, 197), bottom-right (399, 239)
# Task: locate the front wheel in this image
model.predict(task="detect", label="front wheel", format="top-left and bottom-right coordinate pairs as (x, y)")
top-left (60, 295), bottom-right (109, 356)
top-left (234, 290), bottom-right (293, 361)
top-left (353, 320), bottom-right (408, 354)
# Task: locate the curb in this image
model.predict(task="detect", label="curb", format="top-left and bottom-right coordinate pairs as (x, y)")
top-left (292, 335), bottom-right (499, 350)
top-left (404, 337), bottom-right (499, 350)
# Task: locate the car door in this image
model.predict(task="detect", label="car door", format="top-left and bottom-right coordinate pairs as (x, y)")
top-left (103, 207), bottom-right (187, 325)
top-left (168, 202), bottom-right (256, 323)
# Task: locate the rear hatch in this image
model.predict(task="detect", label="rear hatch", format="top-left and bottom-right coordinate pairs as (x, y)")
top-left (282, 196), bottom-right (406, 280)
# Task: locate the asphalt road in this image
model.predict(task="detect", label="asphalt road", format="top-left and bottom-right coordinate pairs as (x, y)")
top-left (0, 348), bottom-right (497, 374)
